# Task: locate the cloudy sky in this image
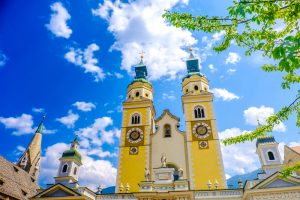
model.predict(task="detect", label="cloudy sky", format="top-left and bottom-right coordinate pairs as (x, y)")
top-left (0, 0), bottom-right (299, 190)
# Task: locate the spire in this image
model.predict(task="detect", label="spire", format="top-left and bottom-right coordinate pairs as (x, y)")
top-left (189, 47), bottom-right (195, 58)
top-left (186, 47), bottom-right (200, 74)
top-left (16, 115), bottom-right (44, 180)
top-left (134, 51), bottom-right (148, 80)
top-left (35, 114), bottom-right (46, 134)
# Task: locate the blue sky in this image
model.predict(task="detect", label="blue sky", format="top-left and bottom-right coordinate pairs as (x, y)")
top-left (0, 0), bottom-right (299, 190)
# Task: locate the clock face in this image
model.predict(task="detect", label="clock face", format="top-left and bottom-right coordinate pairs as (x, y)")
top-left (126, 128), bottom-right (143, 144)
top-left (196, 125), bottom-right (208, 135)
top-left (129, 131), bottom-right (140, 140)
top-left (199, 140), bottom-right (208, 149)
top-left (192, 122), bottom-right (211, 139)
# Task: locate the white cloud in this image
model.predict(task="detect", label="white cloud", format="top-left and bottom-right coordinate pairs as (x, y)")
top-left (0, 51), bottom-right (8, 67)
top-left (114, 72), bottom-right (124, 79)
top-left (40, 116), bottom-right (120, 189)
top-left (46, 2), bottom-right (72, 39)
top-left (212, 31), bottom-right (226, 41)
top-left (210, 88), bottom-right (239, 101)
top-left (220, 128), bottom-right (260, 175)
top-left (65, 43), bottom-right (105, 81)
top-left (39, 142), bottom-right (117, 190)
top-left (14, 145), bottom-right (26, 157)
top-left (32, 107), bottom-right (45, 113)
top-left (227, 68), bottom-right (236, 74)
top-left (225, 52), bottom-right (241, 65)
top-left (56, 110), bottom-right (79, 128)
top-left (17, 145), bottom-right (25, 152)
top-left (73, 101), bottom-right (96, 112)
top-left (76, 117), bottom-right (120, 148)
top-left (243, 106), bottom-right (286, 132)
top-left (225, 174), bottom-right (231, 179)
top-left (39, 142), bottom-right (69, 184)
top-left (92, 0), bottom-right (197, 80)
top-left (43, 126), bottom-right (57, 134)
top-left (0, 114), bottom-right (34, 135)
top-left (200, 31), bottom-right (225, 62)
top-left (208, 64), bottom-right (217, 73)
top-left (162, 91), bottom-right (176, 100)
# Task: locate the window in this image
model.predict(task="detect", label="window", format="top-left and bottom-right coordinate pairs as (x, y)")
top-left (74, 167), bottom-right (77, 175)
top-left (21, 190), bottom-right (27, 196)
top-left (194, 106), bottom-right (205, 118)
top-left (164, 124), bottom-right (171, 138)
top-left (194, 85), bottom-right (199, 91)
top-left (268, 151), bottom-right (275, 160)
top-left (131, 113), bottom-right (141, 125)
top-left (13, 166), bottom-right (19, 172)
top-left (62, 164), bottom-right (68, 173)
top-left (0, 178), bottom-right (4, 186)
top-left (135, 91), bottom-right (140, 97)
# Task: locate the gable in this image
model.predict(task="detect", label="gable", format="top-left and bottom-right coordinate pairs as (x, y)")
top-left (262, 178), bottom-right (297, 189)
top-left (36, 184), bottom-right (81, 198)
top-left (42, 189), bottom-right (75, 197)
top-left (252, 172), bottom-right (300, 189)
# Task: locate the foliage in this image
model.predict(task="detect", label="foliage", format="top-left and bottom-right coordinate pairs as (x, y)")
top-left (281, 162), bottom-right (300, 178)
top-left (164, 0), bottom-right (300, 175)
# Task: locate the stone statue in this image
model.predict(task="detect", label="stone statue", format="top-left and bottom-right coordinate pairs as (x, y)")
top-left (125, 183), bottom-right (130, 193)
top-left (144, 167), bottom-right (150, 181)
top-left (178, 168), bottom-right (183, 179)
top-left (161, 153), bottom-right (167, 168)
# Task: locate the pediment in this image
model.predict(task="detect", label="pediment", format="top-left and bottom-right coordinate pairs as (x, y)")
top-left (252, 172), bottom-right (300, 189)
top-left (35, 184), bottom-right (81, 198)
top-left (155, 109), bottom-right (180, 123)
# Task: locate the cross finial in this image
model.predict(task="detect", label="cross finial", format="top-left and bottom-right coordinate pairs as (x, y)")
top-left (188, 46), bottom-right (194, 58)
top-left (140, 51), bottom-right (145, 61)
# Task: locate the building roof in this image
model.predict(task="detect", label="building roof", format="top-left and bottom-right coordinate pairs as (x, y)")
top-left (155, 109), bottom-right (180, 122)
top-left (61, 149), bottom-right (82, 164)
top-left (256, 136), bottom-right (276, 148)
top-left (291, 146), bottom-right (300, 154)
top-left (0, 156), bottom-right (40, 199)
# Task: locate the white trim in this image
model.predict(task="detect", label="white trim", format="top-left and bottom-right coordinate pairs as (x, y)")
top-left (267, 150), bottom-right (276, 161)
top-left (61, 163), bottom-right (69, 174)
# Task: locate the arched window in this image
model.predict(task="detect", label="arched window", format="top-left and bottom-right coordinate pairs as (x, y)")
top-left (194, 106), bottom-right (205, 118)
top-left (74, 167), bottom-right (77, 175)
top-left (164, 124), bottom-right (171, 138)
top-left (131, 113), bottom-right (141, 125)
top-left (62, 164), bottom-right (68, 173)
top-left (268, 151), bottom-right (275, 161)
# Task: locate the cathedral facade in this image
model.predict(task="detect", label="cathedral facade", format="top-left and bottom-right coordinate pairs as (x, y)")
top-left (116, 51), bottom-right (226, 193)
top-left (1, 51), bottom-right (300, 200)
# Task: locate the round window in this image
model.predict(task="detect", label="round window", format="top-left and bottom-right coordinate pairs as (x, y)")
top-left (194, 85), bottom-right (199, 90)
top-left (145, 93), bottom-right (149, 97)
top-left (136, 92), bottom-right (140, 97)
top-left (186, 89), bottom-right (189, 93)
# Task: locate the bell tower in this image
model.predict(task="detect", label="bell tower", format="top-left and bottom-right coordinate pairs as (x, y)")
top-left (182, 49), bottom-right (227, 190)
top-left (116, 55), bottom-right (156, 193)
top-left (55, 137), bottom-right (82, 188)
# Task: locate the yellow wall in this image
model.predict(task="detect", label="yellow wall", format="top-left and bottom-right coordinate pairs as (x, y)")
top-left (116, 82), bottom-right (155, 193)
top-left (182, 75), bottom-right (227, 190)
